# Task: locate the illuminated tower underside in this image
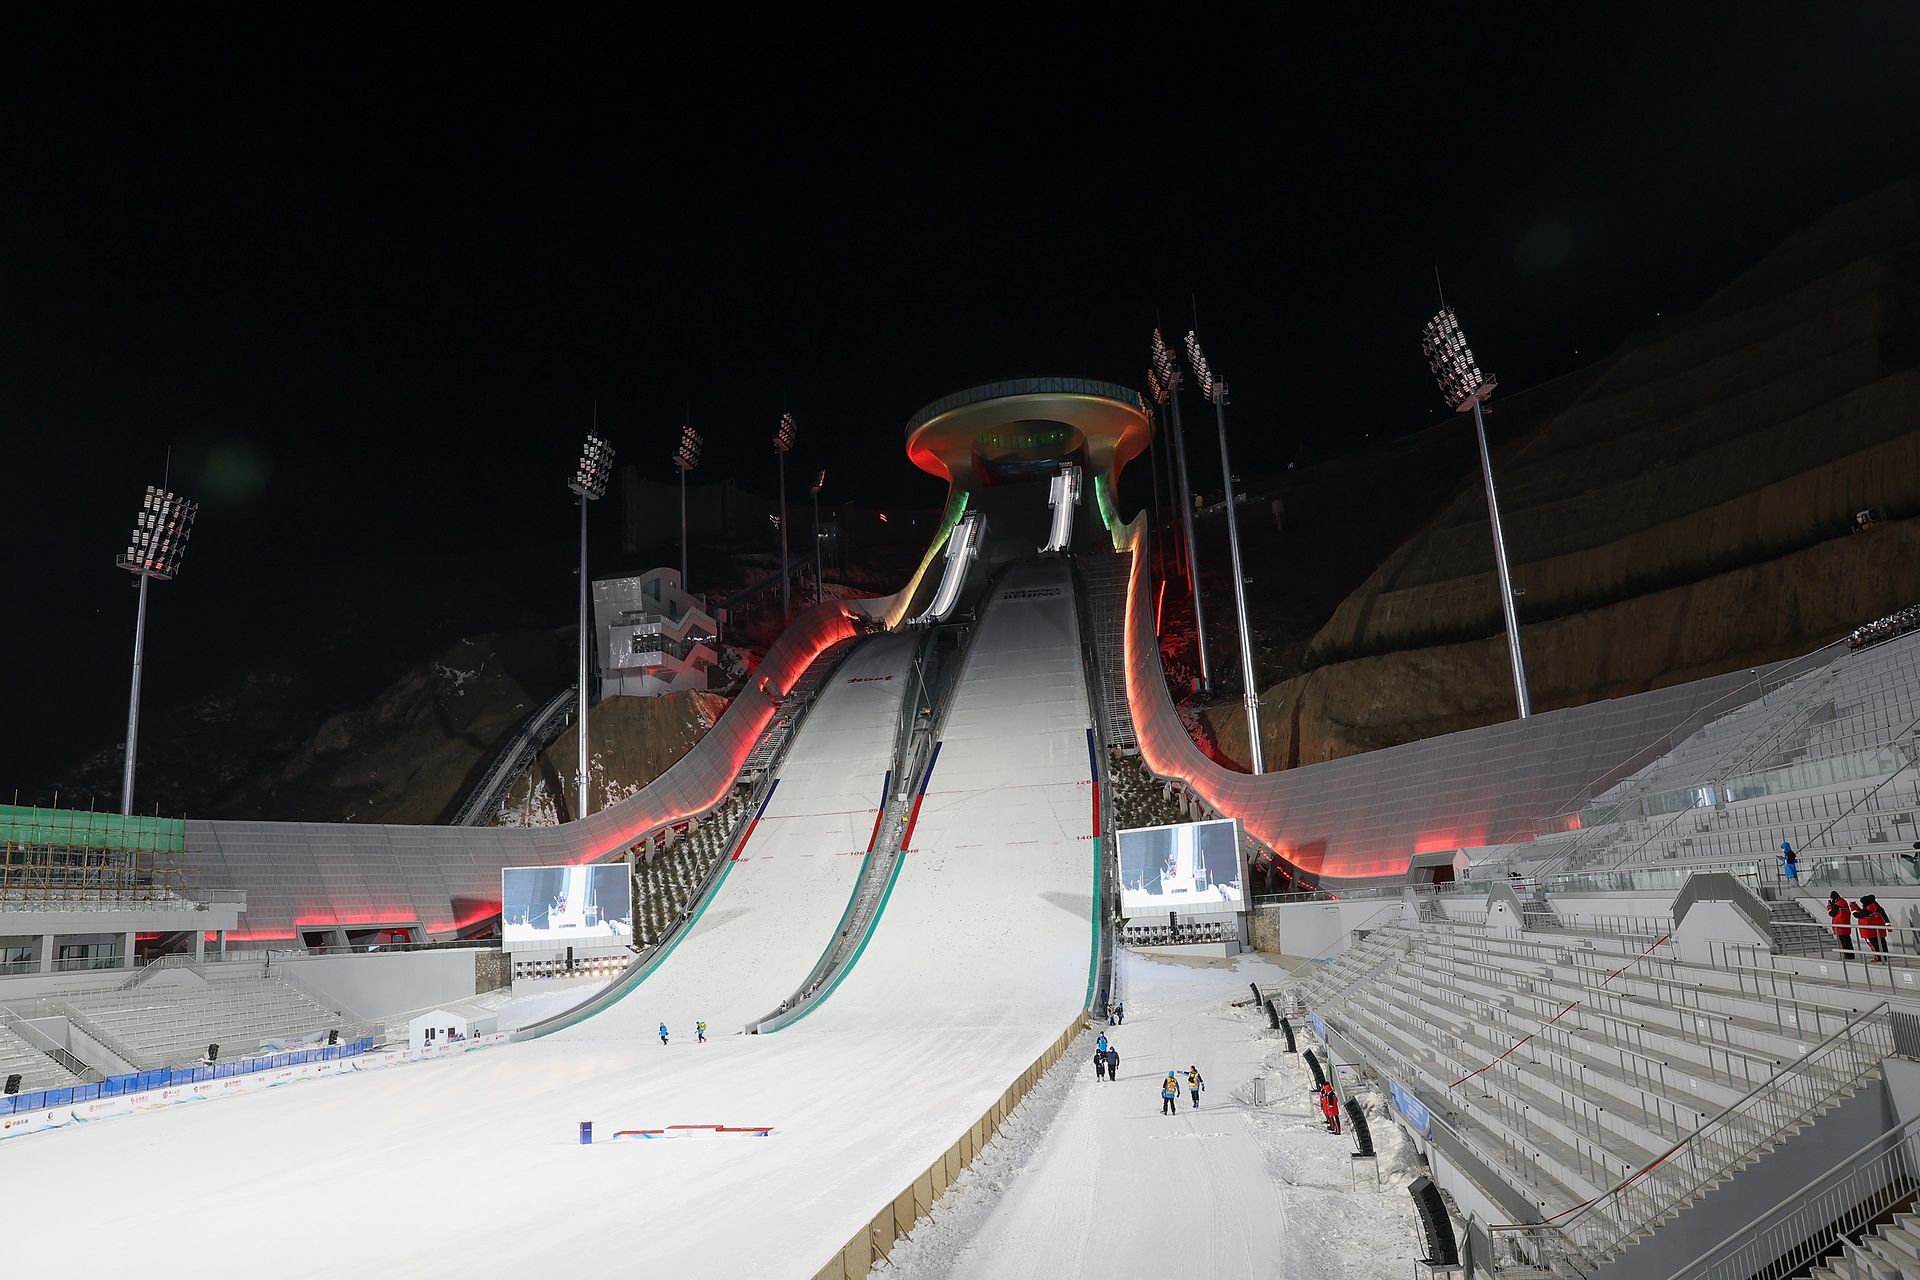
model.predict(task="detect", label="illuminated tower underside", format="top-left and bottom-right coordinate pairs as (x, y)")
top-left (892, 378), bottom-right (1151, 624)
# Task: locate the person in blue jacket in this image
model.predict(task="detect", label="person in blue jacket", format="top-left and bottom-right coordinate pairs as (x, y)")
top-left (658, 1022), bottom-right (669, 1046)
top-left (1097, 1032), bottom-right (1109, 1055)
top-left (1161, 1071), bottom-right (1180, 1116)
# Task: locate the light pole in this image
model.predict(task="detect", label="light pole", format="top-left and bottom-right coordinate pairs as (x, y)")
top-left (1149, 327), bottom-right (1211, 691)
top-left (114, 484), bottom-right (198, 815)
top-left (569, 428), bottom-right (615, 820)
top-left (1423, 304), bottom-right (1531, 718)
top-left (811, 468), bottom-right (827, 606)
top-left (774, 413), bottom-right (796, 620)
top-left (673, 424), bottom-right (702, 591)
top-left (1184, 332), bottom-right (1263, 773)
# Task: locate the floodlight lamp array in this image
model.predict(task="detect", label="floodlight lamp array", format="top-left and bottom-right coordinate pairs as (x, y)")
top-left (1147, 328), bottom-right (1179, 404)
top-left (774, 412), bottom-right (797, 453)
top-left (811, 468), bottom-right (826, 496)
top-left (1422, 306), bottom-right (1496, 410)
top-left (115, 486), bottom-right (198, 581)
top-left (1184, 330), bottom-right (1223, 404)
top-left (569, 431), bottom-right (615, 500)
top-left (673, 425), bottom-right (703, 471)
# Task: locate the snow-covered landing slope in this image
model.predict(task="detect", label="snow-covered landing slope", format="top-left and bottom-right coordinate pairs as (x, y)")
top-left (555, 630), bottom-right (916, 1040)
top-left (2, 568), bottom-right (1100, 1280)
top-left (806, 557), bottom-right (1097, 1038)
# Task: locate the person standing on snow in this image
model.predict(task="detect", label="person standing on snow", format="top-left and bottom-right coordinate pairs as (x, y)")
top-left (658, 1022), bottom-right (669, 1046)
top-left (1097, 1032), bottom-right (1109, 1055)
top-left (1161, 1071), bottom-right (1180, 1116)
top-left (1106, 1046), bottom-right (1120, 1080)
top-left (1319, 1082), bottom-right (1342, 1134)
top-left (1114, 1002), bottom-right (1125, 1025)
top-left (696, 1020), bottom-right (708, 1044)
top-left (1186, 1065), bottom-right (1205, 1108)
top-left (1093, 1047), bottom-right (1108, 1081)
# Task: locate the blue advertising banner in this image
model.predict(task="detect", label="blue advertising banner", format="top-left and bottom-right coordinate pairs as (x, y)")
top-left (1309, 1013), bottom-right (1327, 1043)
top-left (1388, 1078), bottom-right (1432, 1136)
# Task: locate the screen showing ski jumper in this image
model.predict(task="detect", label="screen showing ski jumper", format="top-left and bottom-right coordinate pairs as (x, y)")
top-left (501, 864), bottom-right (633, 945)
top-left (1116, 818), bottom-right (1246, 916)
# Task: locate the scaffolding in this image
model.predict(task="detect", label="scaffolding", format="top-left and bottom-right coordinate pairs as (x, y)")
top-left (0, 804), bottom-right (193, 904)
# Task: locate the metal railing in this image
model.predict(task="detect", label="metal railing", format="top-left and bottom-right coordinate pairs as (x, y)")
top-left (1491, 1002), bottom-right (1892, 1269)
top-left (1669, 1110), bottom-right (1920, 1280)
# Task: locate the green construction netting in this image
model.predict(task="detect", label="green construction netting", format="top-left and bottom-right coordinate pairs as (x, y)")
top-left (0, 806), bottom-right (185, 853)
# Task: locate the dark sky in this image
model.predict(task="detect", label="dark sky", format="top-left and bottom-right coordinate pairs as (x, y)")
top-left (4, 6), bottom-right (1919, 790)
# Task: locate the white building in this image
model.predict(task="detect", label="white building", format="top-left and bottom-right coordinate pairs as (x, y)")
top-left (592, 569), bottom-right (719, 697)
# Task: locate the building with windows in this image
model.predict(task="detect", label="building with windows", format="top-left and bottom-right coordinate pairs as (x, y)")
top-left (592, 569), bottom-right (719, 697)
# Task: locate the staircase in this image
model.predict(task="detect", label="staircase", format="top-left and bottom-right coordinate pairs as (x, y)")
top-left (1810, 1210), bottom-right (1920, 1280)
top-left (1077, 552), bottom-right (1136, 754)
top-left (1767, 898), bottom-right (1833, 955)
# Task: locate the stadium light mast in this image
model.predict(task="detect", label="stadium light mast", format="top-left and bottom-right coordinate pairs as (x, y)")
top-left (811, 468), bottom-right (827, 607)
top-left (1184, 332), bottom-right (1264, 773)
top-left (774, 413), bottom-right (797, 620)
top-left (672, 424), bottom-right (702, 591)
top-left (569, 427), bottom-right (615, 820)
top-left (1149, 328), bottom-right (1211, 692)
top-left (1423, 304), bottom-right (1531, 718)
top-left (115, 483), bottom-right (198, 815)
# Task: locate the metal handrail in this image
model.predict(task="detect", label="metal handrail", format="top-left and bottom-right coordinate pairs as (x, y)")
top-left (452, 685), bottom-right (577, 827)
top-left (1495, 1001), bottom-right (1892, 1263)
top-left (1669, 1110), bottom-right (1920, 1280)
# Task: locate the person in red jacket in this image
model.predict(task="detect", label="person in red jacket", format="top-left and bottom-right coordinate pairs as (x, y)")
top-left (1828, 892), bottom-right (1856, 959)
top-left (1318, 1082), bottom-right (1342, 1134)
top-left (1856, 895), bottom-right (1891, 962)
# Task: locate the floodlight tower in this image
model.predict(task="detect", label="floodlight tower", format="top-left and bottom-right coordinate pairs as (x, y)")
top-left (1423, 305), bottom-right (1530, 718)
top-left (672, 424), bottom-right (702, 591)
top-left (1148, 328), bottom-right (1211, 691)
top-left (1184, 332), bottom-right (1264, 773)
top-left (115, 484), bottom-right (198, 814)
top-left (569, 429), bottom-right (615, 820)
top-left (774, 413), bottom-right (797, 620)
top-left (811, 468), bottom-right (827, 606)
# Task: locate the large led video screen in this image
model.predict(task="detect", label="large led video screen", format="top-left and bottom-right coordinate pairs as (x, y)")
top-left (1117, 818), bottom-right (1246, 916)
top-left (501, 864), bottom-right (633, 946)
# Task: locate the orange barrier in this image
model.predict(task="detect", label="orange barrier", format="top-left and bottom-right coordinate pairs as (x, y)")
top-left (810, 1019), bottom-right (1088, 1280)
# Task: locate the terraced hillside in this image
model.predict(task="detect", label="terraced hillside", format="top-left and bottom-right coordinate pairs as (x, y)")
top-left (1209, 178), bottom-right (1920, 768)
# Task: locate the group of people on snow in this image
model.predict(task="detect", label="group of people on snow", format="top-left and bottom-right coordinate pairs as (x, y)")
top-left (657, 1021), bottom-right (710, 1045)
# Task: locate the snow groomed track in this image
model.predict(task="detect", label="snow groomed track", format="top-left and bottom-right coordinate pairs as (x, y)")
top-left (7, 563), bottom-right (1102, 1279)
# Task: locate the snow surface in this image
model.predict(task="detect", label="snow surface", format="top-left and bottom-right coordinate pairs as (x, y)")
top-left (2, 573), bottom-right (1105, 1279)
top-left (555, 629), bottom-right (917, 1040)
top-left (885, 951), bottom-right (1426, 1280)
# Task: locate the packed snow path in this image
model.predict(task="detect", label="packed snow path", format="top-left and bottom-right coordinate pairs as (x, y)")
top-left (4, 562), bottom-right (1102, 1279)
top-left (888, 953), bottom-right (1424, 1280)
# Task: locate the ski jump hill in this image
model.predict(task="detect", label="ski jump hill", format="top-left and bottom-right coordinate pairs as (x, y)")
top-left (6, 379), bottom-right (1773, 1277)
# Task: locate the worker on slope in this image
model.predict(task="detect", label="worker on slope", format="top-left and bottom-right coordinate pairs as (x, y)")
top-left (1093, 1046), bottom-right (1108, 1081)
top-left (697, 1020), bottom-right (708, 1044)
top-left (1828, 893), bottom-right (1856, 959)
top-left (1105, 1046), bottom-right (1120, 1080)
top-left (659, 1022), bottom-right (670, 1046)
top-left (1186, 1065), bottom-right (1205, 1108)
top-left (1161, 1071), bottom-right (1180, 1116)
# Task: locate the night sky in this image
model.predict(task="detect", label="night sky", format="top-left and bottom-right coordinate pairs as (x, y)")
top-left (4, 7), bottom-right (1919, 793)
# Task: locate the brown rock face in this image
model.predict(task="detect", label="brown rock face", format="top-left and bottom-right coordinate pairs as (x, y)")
top-left (1211, 179), bottom-right (1920, 770)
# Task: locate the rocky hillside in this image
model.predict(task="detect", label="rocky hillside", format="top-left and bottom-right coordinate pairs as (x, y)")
top-left (1204, 178), bottom-right (1920, 767)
